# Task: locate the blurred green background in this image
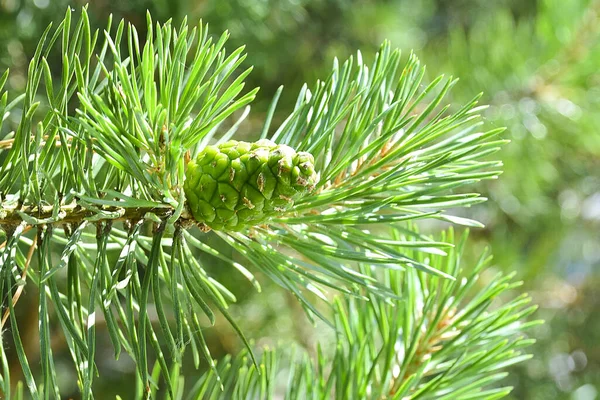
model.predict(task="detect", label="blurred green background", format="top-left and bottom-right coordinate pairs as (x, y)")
top-left (1, 0), bottom-right (598, 398)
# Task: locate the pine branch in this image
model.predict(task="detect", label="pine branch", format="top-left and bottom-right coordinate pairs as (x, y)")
top-left (0, 200), bottom-right (187, 227)
top-left (0, 6), bottom-right (532, 399)
top-left (188, 229), bottom-right (540, 399)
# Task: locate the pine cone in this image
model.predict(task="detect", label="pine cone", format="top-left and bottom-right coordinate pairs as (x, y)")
top-left (184, 139), bottom-right (318, 231)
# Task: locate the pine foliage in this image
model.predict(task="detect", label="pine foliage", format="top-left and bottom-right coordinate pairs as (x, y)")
top-left (0, 7), bottom-right (536, 399)
top-left (193, 229), bottom-right (538, 400)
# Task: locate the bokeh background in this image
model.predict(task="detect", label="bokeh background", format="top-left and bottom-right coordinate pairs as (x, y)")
top-left (1, 0), bottom-right (598, 398)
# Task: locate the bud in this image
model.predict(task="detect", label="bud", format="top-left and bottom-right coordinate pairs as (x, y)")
top-left (184, 139), bottom-right (318, 231)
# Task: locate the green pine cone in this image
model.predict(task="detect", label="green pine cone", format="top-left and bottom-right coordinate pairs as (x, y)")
top-left (184, 139), bottom-right (318, 231)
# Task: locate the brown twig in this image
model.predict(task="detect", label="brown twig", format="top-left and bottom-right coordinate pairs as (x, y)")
top-left (0, 202), bottom-right (193, 229)
top-left (0, 135), bottom-right (72, 150)
top-left (1, 231), bottom-right (38, 328)
top-left (387, 306), bottom-right (458, 397)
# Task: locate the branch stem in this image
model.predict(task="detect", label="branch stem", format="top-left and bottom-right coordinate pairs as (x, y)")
top-left (0, 202), bottom-right (194, 228)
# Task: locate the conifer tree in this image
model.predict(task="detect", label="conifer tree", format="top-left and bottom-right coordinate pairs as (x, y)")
top-left (0, 7), bottom-right (538, 399)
